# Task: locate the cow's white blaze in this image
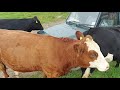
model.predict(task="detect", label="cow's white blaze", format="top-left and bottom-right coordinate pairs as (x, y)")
top-left (85, 38), bottom-right (109, 71)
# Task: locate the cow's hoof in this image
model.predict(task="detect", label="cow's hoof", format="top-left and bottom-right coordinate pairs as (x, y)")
top-left (82, 76), bottom-right (88, 78)
top-left (89, 73), bottom-right (92, 77)
top-left (82, 75), bottom-right (89, 78)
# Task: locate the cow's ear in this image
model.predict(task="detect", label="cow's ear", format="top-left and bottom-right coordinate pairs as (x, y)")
top-left (34, 16), bottom-right (38, 21)
top-left (75, 31), bottom-right (84, 40)
top-left (34, 16), bottom-right (40, 23)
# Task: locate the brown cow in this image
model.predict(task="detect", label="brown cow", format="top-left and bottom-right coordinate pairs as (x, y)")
top-left (0, 30), bottom-right (109, 78)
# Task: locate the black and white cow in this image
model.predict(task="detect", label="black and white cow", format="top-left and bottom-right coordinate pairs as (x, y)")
top-left (0, 16), bottom-right (43, 32)
top-left (76, 27), bottom-right (120, 78)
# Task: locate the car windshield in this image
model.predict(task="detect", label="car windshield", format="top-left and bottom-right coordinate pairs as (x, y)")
top-left (66, 12), bottom-right (100, 28)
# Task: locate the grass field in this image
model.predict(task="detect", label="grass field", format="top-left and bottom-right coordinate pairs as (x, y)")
top-left (0, 12), bottom-right (119, 78)
top-left (0, 12), bottom-right (69, 24)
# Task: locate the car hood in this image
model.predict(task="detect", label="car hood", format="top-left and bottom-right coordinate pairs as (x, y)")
top-left (37, 23), bottom-right (88, 39)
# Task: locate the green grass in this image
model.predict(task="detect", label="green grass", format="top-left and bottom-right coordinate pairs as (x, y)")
top-left (0, 12), bottom-right (69, 24)
top-left (61, 61), bottom-right (120, 78)
top-left (28, 61), bottom-right (120, 78)
top-left (90, 61), bottom-right (120, 78)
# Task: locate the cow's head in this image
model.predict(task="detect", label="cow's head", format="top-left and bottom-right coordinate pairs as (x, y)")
top-left (74, 31), bottom-right (109, 71)
top-left (31, 16), bottom-right (44, 30)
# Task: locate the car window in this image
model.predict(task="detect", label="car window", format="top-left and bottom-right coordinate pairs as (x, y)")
top-left (66, 12), bottom-right (99, 27)
top-left (119, 13), bottom-right (120, 25)
top-left (99, 12), bottom-right (118, 27)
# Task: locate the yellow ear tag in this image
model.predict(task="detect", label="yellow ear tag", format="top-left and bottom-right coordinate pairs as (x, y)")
top-left (36, 21), bottom-right (38, 23)
top-left (80, 37), bottom-right (83, 40)
top-left (86, 38), bottom-right (90, 41)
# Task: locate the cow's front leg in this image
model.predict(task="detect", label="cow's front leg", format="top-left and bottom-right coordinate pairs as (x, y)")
top-left (82, 68), bottom-right (90, 78)
top-left (41, 72), bottom-right (47, 78)
top-left (0, 63), bottom-right (9, 78)
top-left (42, 68), bottom-right (60, 78)
top-left (81, 68), bottom-right (87, 77)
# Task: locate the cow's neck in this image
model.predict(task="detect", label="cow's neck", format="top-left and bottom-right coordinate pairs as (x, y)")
top-left (63, 42), bottom-right (82, 69)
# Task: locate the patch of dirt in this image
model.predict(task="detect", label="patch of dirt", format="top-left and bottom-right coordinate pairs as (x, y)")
top-left (42, 20), bottom-right (65, 29)
top-left (0, 20), bottom-right (65, 78)
top-left (31, 20), bottom-right (65, 34)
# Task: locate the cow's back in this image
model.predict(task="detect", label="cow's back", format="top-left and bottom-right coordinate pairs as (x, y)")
top-left (0, 17), bottom-right (43, 32)
top-left (0, 19), bottom-right (32, 30)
